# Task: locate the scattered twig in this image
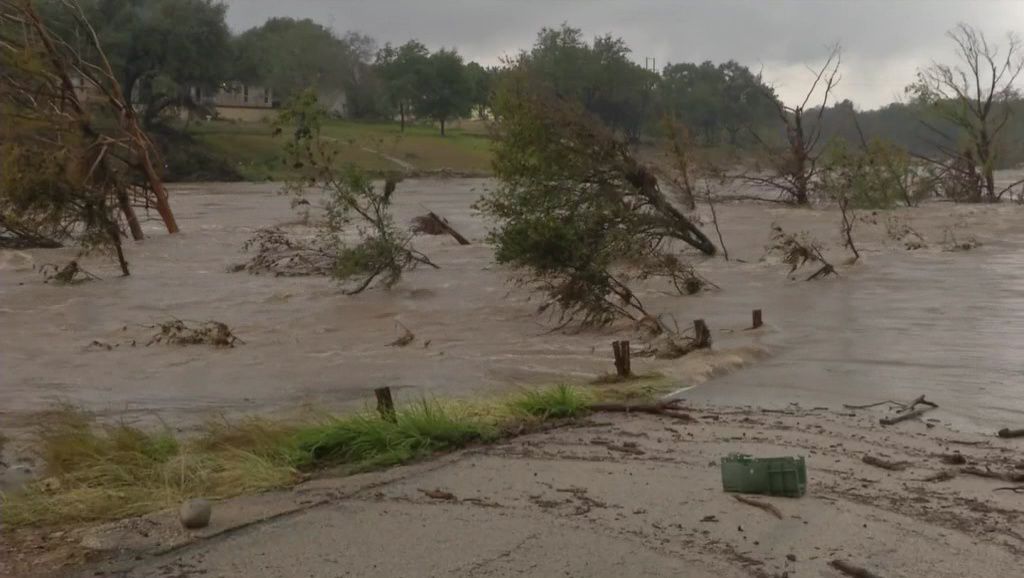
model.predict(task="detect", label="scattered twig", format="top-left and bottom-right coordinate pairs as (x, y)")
top-left (843, 400), bottom-right (907, 410)
top-left (732, 494), bottom-right (783, 519)
top-left (418, 488), bottom-right (456, 501)
top-left (589, 399), bottom-right (693, 421)
top-left (879, 395), bottom-right (938, 426)
top-left (862, 455), bottom-right (910, 472)
top-left (830, 559), bottom-right (884, 578)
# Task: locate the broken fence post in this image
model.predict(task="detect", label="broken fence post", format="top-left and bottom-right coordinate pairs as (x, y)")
top-left (752, 309), bottom-right (763, 329)
top-left (375, 386), bottom-right (397, 422)
top-left (693, 319), bottom-right (711, 349)
top-left (612, 340), bottom-right (631, 377)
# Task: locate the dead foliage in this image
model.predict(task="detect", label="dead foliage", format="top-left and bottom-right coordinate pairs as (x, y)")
top-left (237, 227), bottom-right (335, 277)
top-left (941, 227), bottom-right (980, 252)
top-left (37, 261), bottom-right (101, 285)
top-left (146, 320), bottom-right (242, 348)
top-left (766, 225), bottom-right (836, 280)
top-left (885, 215), bottom-right (928, 250)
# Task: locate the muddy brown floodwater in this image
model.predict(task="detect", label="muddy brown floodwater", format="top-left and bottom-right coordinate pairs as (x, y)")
top-left (2, 176), bottom-right (1024, 443)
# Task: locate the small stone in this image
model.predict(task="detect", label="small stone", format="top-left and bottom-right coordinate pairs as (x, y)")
top-left (179, 498), bottom-right (212, 529)
top-left (786, 554), bottom-right (797, 562)
top-left (39, 477), bottom-right (61, 492)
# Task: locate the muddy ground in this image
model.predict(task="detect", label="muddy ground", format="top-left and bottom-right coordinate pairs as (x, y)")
top-left (8, 406), bottom-right (1024, 577)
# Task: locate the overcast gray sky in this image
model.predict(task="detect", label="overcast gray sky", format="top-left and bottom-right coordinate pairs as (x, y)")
top-left (222, 0), bottom-right (1024, 110)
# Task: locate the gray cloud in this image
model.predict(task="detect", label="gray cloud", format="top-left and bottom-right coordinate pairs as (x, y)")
top-left (222, 0), bottom-right (1024, 109)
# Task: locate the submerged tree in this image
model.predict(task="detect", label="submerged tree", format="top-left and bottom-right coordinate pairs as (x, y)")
top-left (478, 70), bottom-right (715, 329)
top-left (746, 45), bottom-right (842, 204)
top-left (273, 90), bottom-right (436, 293)
top-left (909, 23), bottom-right (1024, 202)
top-left (0, 0), bottom-right (179, 272)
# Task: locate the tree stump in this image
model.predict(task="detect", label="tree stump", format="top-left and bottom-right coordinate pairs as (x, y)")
top-left (612, 340), bottom-right (631, 377)
top-left (375, 387), bottom-right (397, 422)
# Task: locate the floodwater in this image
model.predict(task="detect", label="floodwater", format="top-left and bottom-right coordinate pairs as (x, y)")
top-left (2, 177), bottom-right (1023, 438)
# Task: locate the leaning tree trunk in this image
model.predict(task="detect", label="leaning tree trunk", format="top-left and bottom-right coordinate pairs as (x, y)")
top-left (626, 164), bottom-right (717, 256)
top-left (115, 185), bottom-right (145, 241)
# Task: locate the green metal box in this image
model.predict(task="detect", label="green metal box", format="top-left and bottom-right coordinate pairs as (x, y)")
top-left (720, 453), bottom-right (807, 497)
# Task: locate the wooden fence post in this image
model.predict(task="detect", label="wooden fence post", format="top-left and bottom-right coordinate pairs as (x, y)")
top-left (375, 387), bottom-right (397, 422)
top-left (752, 309), bottom-right (763, 329)
top-left (693, 319), bottom-right (711, 349)
top-left (612, 340), bottom-right (631, 377)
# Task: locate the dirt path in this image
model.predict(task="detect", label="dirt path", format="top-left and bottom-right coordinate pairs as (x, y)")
top-left (10, 405), bottom-right (1020, 578)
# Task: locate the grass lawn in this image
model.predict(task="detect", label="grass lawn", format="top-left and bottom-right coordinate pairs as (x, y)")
top-left (189, 118), bottom-right (493, 181)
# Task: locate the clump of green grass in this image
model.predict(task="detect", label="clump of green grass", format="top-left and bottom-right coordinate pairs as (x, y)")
top-left (0, 408), bottom-right (300, 528)
top-left (506, 385), bottom-right (592, 420)
top-left (588, 373), bottom-right (674, 403)
top-left (294, 400), bottom-right (497, 470)
top-left (1, 388), bottom-right (594, 529)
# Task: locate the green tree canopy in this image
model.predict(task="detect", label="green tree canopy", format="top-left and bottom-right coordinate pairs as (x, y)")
top-left (232, 17), bottom-right (355, 102)
top-left (375, 40), bottom-right (430, 130)
top-left (516, 24), bottom-right (656, 137)
top-left (57, 0), bottom-right (232, 125)
top-left (415, 49), bottom-right (472, 136)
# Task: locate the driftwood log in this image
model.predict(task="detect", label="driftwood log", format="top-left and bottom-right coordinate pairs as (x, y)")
top-left (879, 395), bottom-right (938, 426)
top-left (997, 428), bottom-right (1024, 438)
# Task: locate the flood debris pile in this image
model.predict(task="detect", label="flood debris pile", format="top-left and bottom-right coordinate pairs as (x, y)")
top-left (235, 91), bottom-right (436, 294)
top-left (238, 227), bottom-right (335, 277)
top-left (765, 225), bottom-right (836, 281)
top-left (147, 320), bottom-right (242, 348)
top-left (37, 261), bottom-right (101, 285)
